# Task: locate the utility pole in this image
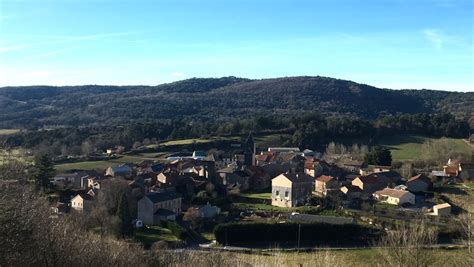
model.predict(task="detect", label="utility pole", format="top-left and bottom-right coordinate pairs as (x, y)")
top-left (297, 223), bottom-right (301, 251)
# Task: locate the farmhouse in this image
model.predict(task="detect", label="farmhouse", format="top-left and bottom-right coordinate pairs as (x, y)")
top-left (271, 172), bottom-right (313, 208)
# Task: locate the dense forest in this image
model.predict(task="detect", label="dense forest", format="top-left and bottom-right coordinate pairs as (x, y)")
top-left (0, 76), bottom-right (473, 129)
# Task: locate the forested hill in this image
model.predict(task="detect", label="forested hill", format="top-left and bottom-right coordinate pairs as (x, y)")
top-left (0, 76), bottom-right (472, 128)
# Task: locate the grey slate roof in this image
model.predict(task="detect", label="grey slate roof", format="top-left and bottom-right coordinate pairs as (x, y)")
top-left (145, 191), bottom-right (180, 203)
top-left (154, 209), bottom-right (176, 216)
top-left (280, 172), bottom-right (313, 183)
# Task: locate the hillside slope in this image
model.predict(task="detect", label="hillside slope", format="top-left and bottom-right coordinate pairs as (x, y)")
top-left (0, 76), bottom-right (472, 128)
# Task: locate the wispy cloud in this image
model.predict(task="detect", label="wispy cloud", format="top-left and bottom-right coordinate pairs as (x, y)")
top-left (171, 72), bottom-right (184, 78)
top-left (0, 44), bottom-right (31, 53)
top-left (0, 31), bottom-right (145, 56)
top-left (423, 29), bottom-right (443, 50)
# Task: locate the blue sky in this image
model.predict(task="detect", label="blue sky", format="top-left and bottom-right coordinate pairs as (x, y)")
top-left (0, 0), bottom-right (472, 91)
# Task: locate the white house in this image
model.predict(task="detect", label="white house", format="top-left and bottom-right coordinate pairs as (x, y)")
top-left (71, 191), bottom-right (95, 212)
top-left (373, 188), bottom-right (415, 206)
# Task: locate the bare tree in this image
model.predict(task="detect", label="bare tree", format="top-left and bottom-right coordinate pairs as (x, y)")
top-left (376, 219), bottom-right (439, 267)
top-left (458, 209), bottom-right (473, 264)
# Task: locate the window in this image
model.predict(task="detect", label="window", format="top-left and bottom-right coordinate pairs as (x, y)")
top-left (285, 191), bottom-right (289, 197)
top-left (276, 190), bottom-right (279, 196)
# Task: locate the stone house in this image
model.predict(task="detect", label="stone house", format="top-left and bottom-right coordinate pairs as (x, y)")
top-left (407, 174), bottom-right (432, 192)
top-left (137, 191), bottom-right (182, 225)
top-left (271, 172), bottom-right (313, 208)
top-left (314, 175), bottom-right (337, 196)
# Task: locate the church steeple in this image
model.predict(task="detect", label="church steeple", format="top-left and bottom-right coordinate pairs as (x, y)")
top-left (243, 132), bottom-right (256, 166)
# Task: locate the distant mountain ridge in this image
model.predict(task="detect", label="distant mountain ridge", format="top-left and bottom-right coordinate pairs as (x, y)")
top-left (0, 76), bottom-right (472, 128)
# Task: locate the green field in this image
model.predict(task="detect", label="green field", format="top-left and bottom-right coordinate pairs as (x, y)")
top-left (378, 135), bottom-right (473, 161)
top-left (254, 134), bottom-right (292, 147)
top-left (55, 154), bottom-right (163, 172)
top-left (0, 129), bottom-right (20, 135)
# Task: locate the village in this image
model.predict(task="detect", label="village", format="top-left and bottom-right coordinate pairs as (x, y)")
top-left (47, 133), bottom-right (474, 248)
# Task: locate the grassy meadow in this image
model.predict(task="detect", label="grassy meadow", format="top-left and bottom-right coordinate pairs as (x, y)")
top-left (377, 135), bottom-right (473, 161)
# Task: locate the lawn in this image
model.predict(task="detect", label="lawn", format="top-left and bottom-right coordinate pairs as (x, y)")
top-left (0, 129), bottom-right (20, 135)
top-left (135, 226), bottom-right (179, 247)
top-left (377, 135), bottom-right (473, 161)
top-left (200, 231), bottom-right (215, 241)
top-left (240, 192), bottom-right (272, 200)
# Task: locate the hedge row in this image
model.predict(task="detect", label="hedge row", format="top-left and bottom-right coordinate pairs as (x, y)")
top-left (214, 222), bottom-right (375, 246)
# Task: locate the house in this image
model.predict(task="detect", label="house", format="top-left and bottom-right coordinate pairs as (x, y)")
top-left (352, 174), bottom-right (393, 194)
top-left (373, 188), bottom-right (415, 206)
top-left (305, 158), bottom-right (333, 178)
top-left (105, 164), bottom-right (133, 178)
top-left (198, 203), bottom-right (221, 218)
top-left (271, 172), bottom-right (313, 208)
top-left (407, 174), bottom-right (432, 192)
top-left (137, 191), bottom-right (182, 225)
top-left (255, 152), bottom-right (273, 166)
top-left (338, 158), bottom-right (366, 173)
top-left (314, 175), bottom-right (337, 196)
top-left (432, 203), bottom-right (452, 216)
top-left (359, 165), bottom-right (391, 176)
top-left (245, 166), bottom-right (272, 190)
top-left (216, 165), bottom-right (250, 190)
top-left (443, 165), bottom-right (460, 177)
top-left (469, 134), bottom-right (474, 144)
top-left (52, 173), bottom-right (89, 189)
top-left (192, 150), bottom-right (207, 159)
top-left (443, 158), bottom-right (463, 177)
top-left (71, 190), bottom-right (95, 212)
top-left (340, 185), bottom-right (362, 200)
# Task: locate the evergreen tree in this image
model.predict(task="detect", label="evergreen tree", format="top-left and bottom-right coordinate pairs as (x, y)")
top-left (116, 193), bottom-right (133, 237)
top-left (34, 154), bottom-right (55, 192)
top-left (364, 146), bottom-right (392, 166)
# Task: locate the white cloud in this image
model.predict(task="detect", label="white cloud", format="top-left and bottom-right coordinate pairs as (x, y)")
top-left (171, 72), bottom-right (184, 78)
top-left (423, 29), bottom-right (443, 50)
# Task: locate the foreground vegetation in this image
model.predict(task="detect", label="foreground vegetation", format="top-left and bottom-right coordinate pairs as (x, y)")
top-left (1, 182), bottom-right (471, 266)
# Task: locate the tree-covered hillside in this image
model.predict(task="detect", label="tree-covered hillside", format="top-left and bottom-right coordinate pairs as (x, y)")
top-left (0, 76), bottom-right (472, 129)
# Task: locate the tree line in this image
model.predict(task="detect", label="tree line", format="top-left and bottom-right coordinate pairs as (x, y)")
top-left (1, 112), bottom-right (469, 157)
